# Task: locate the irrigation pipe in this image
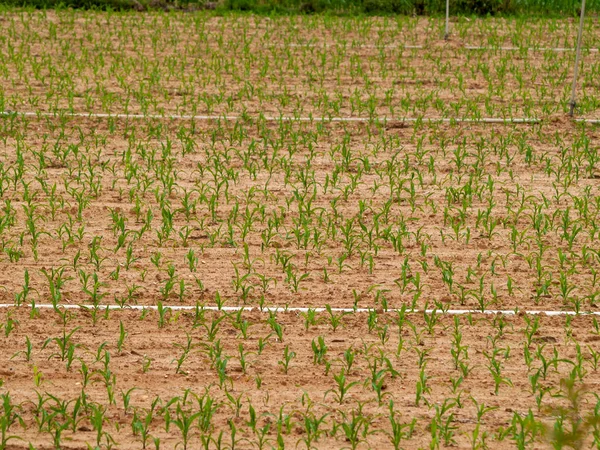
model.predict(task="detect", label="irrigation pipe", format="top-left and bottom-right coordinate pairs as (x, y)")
top-left (465, 45), bottom-right (598, 52)
top-left (287, 43), bottom-right (424, 49)
top-left (0, 111), bottom-right (540, 124)
top-left (274, 43), bottom-right (599, 52)
top-left (0, 303), bottom-right (598, 316)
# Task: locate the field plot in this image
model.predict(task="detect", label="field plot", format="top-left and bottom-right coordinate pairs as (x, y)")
top-left (1, 10), bottom-right (600, 450)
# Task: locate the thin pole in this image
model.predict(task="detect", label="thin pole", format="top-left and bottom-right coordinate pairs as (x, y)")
top-left (569, 0), bottom-right (586, 117)
top-left (445, 0), bottom-right (450, 40)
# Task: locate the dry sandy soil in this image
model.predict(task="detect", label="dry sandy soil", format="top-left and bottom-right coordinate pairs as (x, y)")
top-left (0, 10), bottom-right (599, 450)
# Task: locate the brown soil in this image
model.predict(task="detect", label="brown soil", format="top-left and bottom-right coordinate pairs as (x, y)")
top-left (0, 11), bottom-right (599, 450)
top-left (1, 307), bottom-right (600, 449)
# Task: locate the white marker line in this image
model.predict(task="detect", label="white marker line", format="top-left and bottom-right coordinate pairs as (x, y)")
top-left (0, 304), bottom-right (597, 316)
top-left (0, 111), bottom-right (541, 124)
top-left (575, 119), bottom-right (600, 124)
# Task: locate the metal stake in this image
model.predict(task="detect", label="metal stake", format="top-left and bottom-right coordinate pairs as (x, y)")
top-left (569, 0), bottom-right (586, 117)
top-left (445, 0), bottom-right (450, 40)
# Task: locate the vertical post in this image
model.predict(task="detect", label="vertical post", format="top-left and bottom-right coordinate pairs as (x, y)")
top-left (569, 0), bottom-right (586, 117)
top-left (444, 0), bottom-right (450, 40)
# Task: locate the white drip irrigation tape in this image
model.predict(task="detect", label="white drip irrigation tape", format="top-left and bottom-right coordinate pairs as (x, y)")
top-left (465, 45), bottom-right (599, 52)
top-left (271, 43), bottom-right (599, 53)
top-left (0, 111), bottom-right (540, 124)
top-left (286, 43), bottom-right (424, 49)
top-left (0, 303), bottom-right (597, 316)
top-left (575, 119), bottom-right (600, 124)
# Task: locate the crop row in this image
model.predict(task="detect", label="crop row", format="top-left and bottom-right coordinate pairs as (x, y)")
top-left (0, 12), bottom-right (599, 118)
top-left (1, 307), bottom-right (600, 449)
top-left (1, 115), bottom-right (600, 312)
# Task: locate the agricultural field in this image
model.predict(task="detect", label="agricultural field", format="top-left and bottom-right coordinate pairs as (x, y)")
top-left (0, 9), bottom-right (600, 449)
